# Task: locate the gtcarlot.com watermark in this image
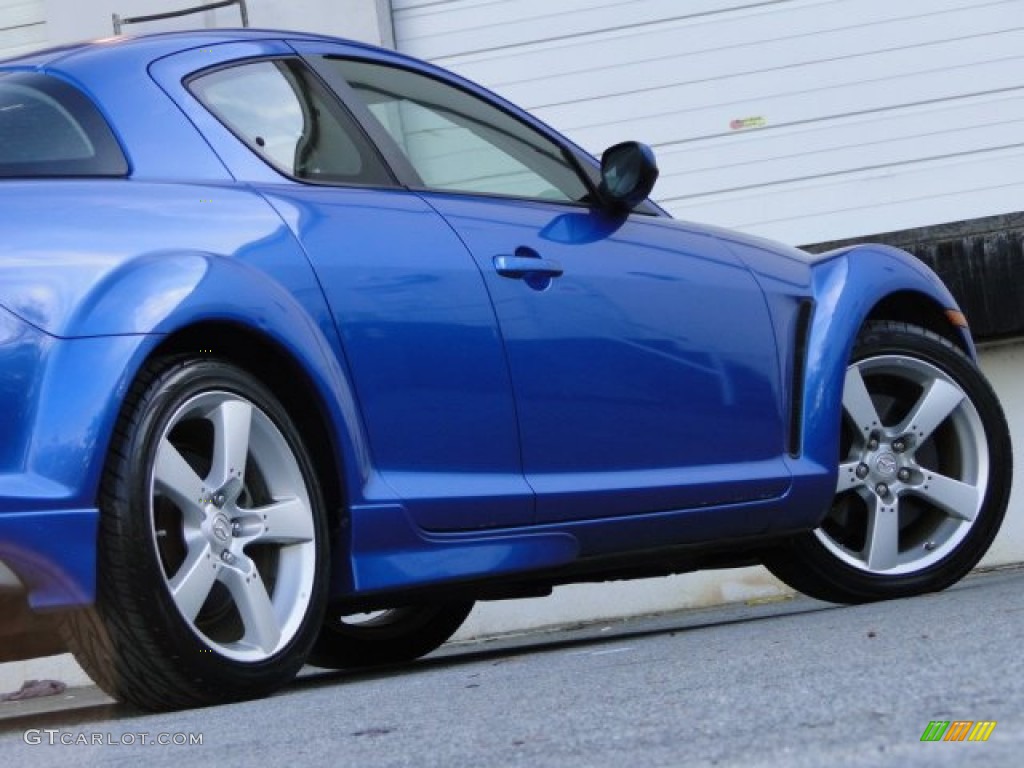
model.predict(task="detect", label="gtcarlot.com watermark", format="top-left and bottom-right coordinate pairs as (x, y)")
top-left (24, 729), bottom-right (203, 746)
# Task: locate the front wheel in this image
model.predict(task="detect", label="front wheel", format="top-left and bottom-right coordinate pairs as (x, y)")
top-left (62, 357), bottom-right (329, 710)
top-left (766, 321), bottom-right (1011, 603)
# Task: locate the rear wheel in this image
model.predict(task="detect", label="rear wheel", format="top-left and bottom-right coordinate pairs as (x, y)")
top-left (308, 602), bottom-right (474, 669)
top-left (62, 357), bottom-right (328, 710)
top-left (766, 321), bottom-right (1011, 603)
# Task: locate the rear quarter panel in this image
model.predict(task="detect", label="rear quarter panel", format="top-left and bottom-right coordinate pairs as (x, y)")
top-left (0, 180), bottom-right (369, 515)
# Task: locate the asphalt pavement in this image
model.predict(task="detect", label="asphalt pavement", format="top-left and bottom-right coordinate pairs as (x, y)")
top-left (0, 566), bottom-right (1021, 767)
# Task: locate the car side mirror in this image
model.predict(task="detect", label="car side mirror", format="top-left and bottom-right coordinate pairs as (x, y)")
top-left (598, 141), bottom-right (659, 212)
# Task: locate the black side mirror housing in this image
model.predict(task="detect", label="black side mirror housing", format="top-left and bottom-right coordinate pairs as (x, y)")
top-left (598, 141), bottom-right (659, 212)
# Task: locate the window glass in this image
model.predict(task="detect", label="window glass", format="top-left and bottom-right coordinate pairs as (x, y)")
top-left (0, 73), bottom-right (127, 177)
top-left (320, 58), bottom-right (591, 203)
top-left (190, 59), bottom-right (391, 186)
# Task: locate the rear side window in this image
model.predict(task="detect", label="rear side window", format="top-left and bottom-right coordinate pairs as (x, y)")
top-left (189, 59), bottom-right (392, 186)
top-left (0, 72), bottom-right (128, 177)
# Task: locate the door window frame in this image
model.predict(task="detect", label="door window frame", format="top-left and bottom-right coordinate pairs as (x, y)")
top-left (303, 54), bottom-right (610, 209)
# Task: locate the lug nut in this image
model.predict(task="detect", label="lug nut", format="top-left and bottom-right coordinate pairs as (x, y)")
top-left (867, 437), bottom-right (879, 451)
top-left (856, 463), bottom-right (870, 479)
top-left (220, 551), bottom-right (236, 565)
top-left (875, 482), bottom-right (889, 497)
top-left (231, 521), bottom-right (242, 537)
top-left (213, 493), bottom-right (226, 507)
top-left (897, 468), bottom-right (912, 482)
top-left (892, 438), bottom-right (907, 453)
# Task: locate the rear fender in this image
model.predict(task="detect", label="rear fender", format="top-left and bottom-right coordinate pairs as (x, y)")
top-left (30, 251), bottom-right (371, 507)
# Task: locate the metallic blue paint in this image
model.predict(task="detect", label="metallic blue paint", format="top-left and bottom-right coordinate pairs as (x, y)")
top-left (798, 244), bottom-right (971, 481)
top-left (421, 194), bottom-right (791, 523)
top-left (0, 32), bottom-right (974, 618)
top-left (0, 508), bottom-right (96, 609)
top-left (346, 503), bottom-right (580, 593)
top-left (259, 187), bottom-right (530, 532)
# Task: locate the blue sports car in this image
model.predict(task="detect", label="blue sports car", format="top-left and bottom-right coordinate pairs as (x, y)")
top-left (0, 29), bottom-right (1011, 710)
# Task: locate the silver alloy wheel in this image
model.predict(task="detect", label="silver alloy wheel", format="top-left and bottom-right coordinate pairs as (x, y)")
top-left (816, 355), bottom-right (989, 575)
top-left (149, 390), bottom-right (317, 662)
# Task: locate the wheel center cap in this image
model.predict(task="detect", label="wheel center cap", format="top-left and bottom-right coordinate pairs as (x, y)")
top-left (211, 514), bottom-right (232, 543)
top-left (874, 452), bottom-right (898, 477)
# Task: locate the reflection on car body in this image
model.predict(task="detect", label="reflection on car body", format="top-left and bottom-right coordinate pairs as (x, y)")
top-left (0, 30), bottom-right (1011, 711)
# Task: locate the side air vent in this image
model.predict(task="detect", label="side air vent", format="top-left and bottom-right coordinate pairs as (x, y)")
top-left (788, 300), bottom-right (814, 458)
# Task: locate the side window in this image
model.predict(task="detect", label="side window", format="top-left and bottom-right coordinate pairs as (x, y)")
top-left (317, 58), bottom-right (592, 203)
top-left (189, 59), bottom-right (392, 186)
top-left (0, 73), bottom-right (127, 177)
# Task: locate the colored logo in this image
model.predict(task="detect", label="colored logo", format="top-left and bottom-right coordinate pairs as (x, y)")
top-left (920, 721), bottom-right (996, 742)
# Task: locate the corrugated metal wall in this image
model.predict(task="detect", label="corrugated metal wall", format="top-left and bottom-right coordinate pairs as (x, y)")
top-left (394, 0), bottom-right (1024, 247)
top-left (0, 1), bottom-right (45, 58)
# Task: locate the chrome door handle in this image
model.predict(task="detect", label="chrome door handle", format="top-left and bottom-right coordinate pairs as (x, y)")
top-left (493, 254), bottom-right (564, 278)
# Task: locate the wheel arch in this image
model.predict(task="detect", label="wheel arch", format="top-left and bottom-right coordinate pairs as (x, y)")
top-left (23, 245), bottom-right (370, 512)
top-left (147, 321), bottom-right (348, 537)
top-left (863, 290), bottom-right (971, 354)
top-left (61, 246), bottom-right (368, 532)
top-left (767, 320), bottom-right (1011, 602)
top-left (796, 244), bottom-right (978, 501)
top-left (19, 240), bottom-right (375, 605)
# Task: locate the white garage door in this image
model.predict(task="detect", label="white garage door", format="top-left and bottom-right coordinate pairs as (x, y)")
top-left (394, 0), bottom-right (1024, 246)
top-left (0, 0), bottom-right (44, 59)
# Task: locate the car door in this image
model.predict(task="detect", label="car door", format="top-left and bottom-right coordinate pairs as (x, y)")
top-left (310, 52), bottom-right (792, 523)
top-left (155, 44), bottom-right (532, 531)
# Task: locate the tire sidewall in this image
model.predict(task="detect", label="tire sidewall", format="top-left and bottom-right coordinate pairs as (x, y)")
top-left (103, 358), bottom-right (329, 694)
top-left (309, 602), bottom-right (475, 669)
top-left (794, 323), bottom-right (1011, 600)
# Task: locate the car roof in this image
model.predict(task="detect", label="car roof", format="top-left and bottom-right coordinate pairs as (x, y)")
top-left (0, 28), bottom-right (384, 72)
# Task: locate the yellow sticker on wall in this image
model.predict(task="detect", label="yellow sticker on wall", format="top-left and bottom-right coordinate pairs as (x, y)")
top-left (729, 116), bottom-right (767, 131)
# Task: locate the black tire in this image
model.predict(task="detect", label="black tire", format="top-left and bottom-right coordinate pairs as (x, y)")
top-left (308, 602), bottom-right (474, 669)
top-left (766, 321), bottom-right (1011, 604)
top-left (61, 357), bottom-right (328, 710)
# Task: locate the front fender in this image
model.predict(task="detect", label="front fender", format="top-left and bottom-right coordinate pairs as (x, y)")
top-left (800, 243), bottom-right (971, 487)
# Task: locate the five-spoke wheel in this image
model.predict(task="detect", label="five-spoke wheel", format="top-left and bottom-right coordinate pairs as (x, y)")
top-left (823, 354), bottom-right (987, 574)
top-left (767, 322), bottom-right (1011, 603)
top-left (63, 358), bottom-right (328, 710)
top-left (151, 390), bottom-right (319, 662)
